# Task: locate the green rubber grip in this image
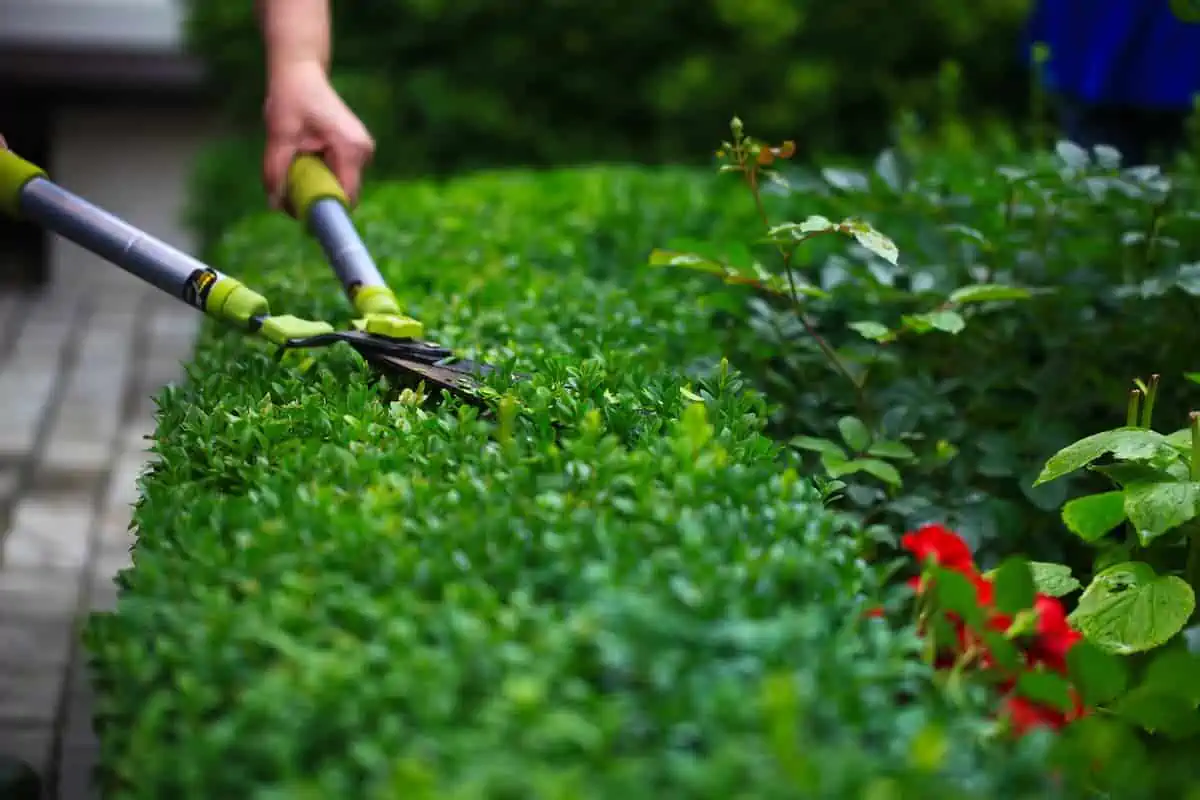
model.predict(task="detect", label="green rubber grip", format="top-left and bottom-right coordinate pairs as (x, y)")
top-left (258, 315), bottom-right (335, 345)
top-left (286, 154), bottom-right (349, 224)
top-left (352, 285), bottom-right (403, 316)
top-left (0, 150), bottom-right (47, 218)
top-left (206, 276), bottom-right (270, 325)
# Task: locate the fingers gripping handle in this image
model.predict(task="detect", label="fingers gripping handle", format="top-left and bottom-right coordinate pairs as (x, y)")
top-left (0, 150), bottom-right (269, 328)
top-left (285, 154), bottom-right (421, 338)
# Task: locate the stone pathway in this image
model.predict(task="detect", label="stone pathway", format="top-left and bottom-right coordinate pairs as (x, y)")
top-left (0, 262), bottom-right (199, 798)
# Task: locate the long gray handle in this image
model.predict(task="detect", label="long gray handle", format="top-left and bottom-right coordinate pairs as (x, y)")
top-left (17, 177), bottom-right (271, 325)
top-left (308, 197), bottom-right (389, 301)
top-left (20, 177), bottom-right (213, 303)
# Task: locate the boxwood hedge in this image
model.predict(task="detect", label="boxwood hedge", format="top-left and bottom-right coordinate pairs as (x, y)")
top-left (83, 168), bottom-right (1078, 797)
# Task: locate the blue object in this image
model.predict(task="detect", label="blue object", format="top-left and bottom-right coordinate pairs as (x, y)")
top-left (1025, 0), bottom-right (1200, 109)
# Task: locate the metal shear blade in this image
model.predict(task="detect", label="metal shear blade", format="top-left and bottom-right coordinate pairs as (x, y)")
top-left (281, 329), bottom-right (497, 400)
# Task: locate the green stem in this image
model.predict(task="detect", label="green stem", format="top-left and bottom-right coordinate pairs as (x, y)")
top-left (1141, 374), bottom-right (1159, 429)
top-left (1126, 389), bottom-right (1142, 428)
top-left (1187, 529), bottom-right (1200, 582)
top-left (743, 166), bottom-right (861, 396)
top-left (1190, 411), bottom-right (1200, 481)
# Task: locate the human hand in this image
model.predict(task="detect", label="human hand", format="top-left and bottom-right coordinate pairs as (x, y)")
top-left (261, 61), bottom-right (374, 211)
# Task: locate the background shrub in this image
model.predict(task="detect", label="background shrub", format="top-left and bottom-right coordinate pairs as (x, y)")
top-left (181, 0), bottom-right (1038, 250)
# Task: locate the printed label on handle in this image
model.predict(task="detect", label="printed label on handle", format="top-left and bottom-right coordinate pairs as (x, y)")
top-left (182, 268), bottom-right (218, 310)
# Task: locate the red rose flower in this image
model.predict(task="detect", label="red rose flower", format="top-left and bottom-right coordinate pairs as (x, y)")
top-left (1002, 695), bottom-right (1066, 735)
top-left (1029, 593), bottom-right (1083, 673)
top-left (1002, 689), bottom-right (1087, 737)
top-left (901, 523), bottom-right (976, 572)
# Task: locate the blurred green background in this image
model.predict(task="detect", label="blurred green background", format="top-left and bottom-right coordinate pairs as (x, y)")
top-left (183, 0), bottom-right (1038, 251)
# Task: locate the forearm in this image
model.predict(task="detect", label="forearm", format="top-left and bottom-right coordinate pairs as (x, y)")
top-left (256, 0), bottom-right (331, 77)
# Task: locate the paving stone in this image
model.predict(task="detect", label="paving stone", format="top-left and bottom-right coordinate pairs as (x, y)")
top-left (0, 465), bottom-right (19, 508)
top-left (121, 420), bottom-right (157, 455)
top-left (0, 369), bottom-right (59, 459)
top-left (2, 496), bottom-right (97, 573)
top-left (0, 670), bottom-right (67, 725)
top-left (87, 574), bottom-right (119, 613)
top-left (0, 724), bottom-right (53, 777)
top-left (0, 568), bottom-right (83, 619)
top-left (0, 610), bottom-right (75, 676)
top-left (140, 357), bottom-right (188, 393)
top-left (34, 443), bottom-right (112, 492)
top-left (57, 741), bottom-right (100, 800)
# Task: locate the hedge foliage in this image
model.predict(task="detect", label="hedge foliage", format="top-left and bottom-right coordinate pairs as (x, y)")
top-left (181, 0), bottom-right (1036, 248)
top-left (81, 168), bottom-right (1124, 797)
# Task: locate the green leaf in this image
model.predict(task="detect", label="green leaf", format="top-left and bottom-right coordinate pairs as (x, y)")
top-left (851, 458), bottom-right (903, 487)
top-left (1033, 428), bottom-right (1179, 486)
top-left (1123, 481), bottom-right (1200, 544)
top-left (1061, 491), bottom-right (1127, 542)
top-left (1091, 461), bottom-right (1184, 487)
top-left (991, 558), bottom-right (1036, 615)
top-left (1065, 638), bottom-right (1129, 706)
top-left (932, 567), bottom-right (984, 627)
top-left (1027, 561), bottom-right (1082, 598)
top-left (948, 284), bottom-right (1032, 304)
top-left (866, 440), bottom-right (916, 461)
top-left (1142, 648), bottom-right (1200, 704)
top-left (766, 216), bottom-right (836, 240)
top-left (904, 310), bottom-right (965, 335)
top-left (927, 310), bottom-right (965, 334)
top-left (1184, 371), bottom-right (1200, 386)
top-left (837, 416), bottom-right (871, 453)
top-left (789, 435), bottom-right (845, 458)
top-left (1112, 686), bottom-right (1200, 739)
top-left (848, 321), bottom-right (891, 342)
top-left (1016, 670), bottom-right (1076, 714)
top-left (799, 215), bottom-right (835, 233)
top-left (1056, 140), bottom-right (1091, 169)
top-left (1068, 561), bottom-right (1196, 654)
top-left (1171, 0), bottom-right (1200, 24)
top-left (841, 219), bottom-right (899, 265)
top-left (819, 449), bottom-right (851, 477)
top-left (980, 630), bottom-right (1022, 672)
top-left (1164, 427), bottom-right (1191, 450)
top-left (647, 249), bottom-right (725, 274)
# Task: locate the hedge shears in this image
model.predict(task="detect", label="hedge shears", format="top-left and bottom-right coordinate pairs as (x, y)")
top-left (0, 148), bottom-right (496, 401)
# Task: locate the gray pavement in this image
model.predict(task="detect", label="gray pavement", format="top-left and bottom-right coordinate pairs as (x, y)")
top-left (0, 263), bottom-right (199, 798)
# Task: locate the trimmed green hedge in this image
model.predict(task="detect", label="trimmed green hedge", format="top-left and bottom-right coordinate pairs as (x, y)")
top-left (85, 168), bottom-right (1077, 797)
